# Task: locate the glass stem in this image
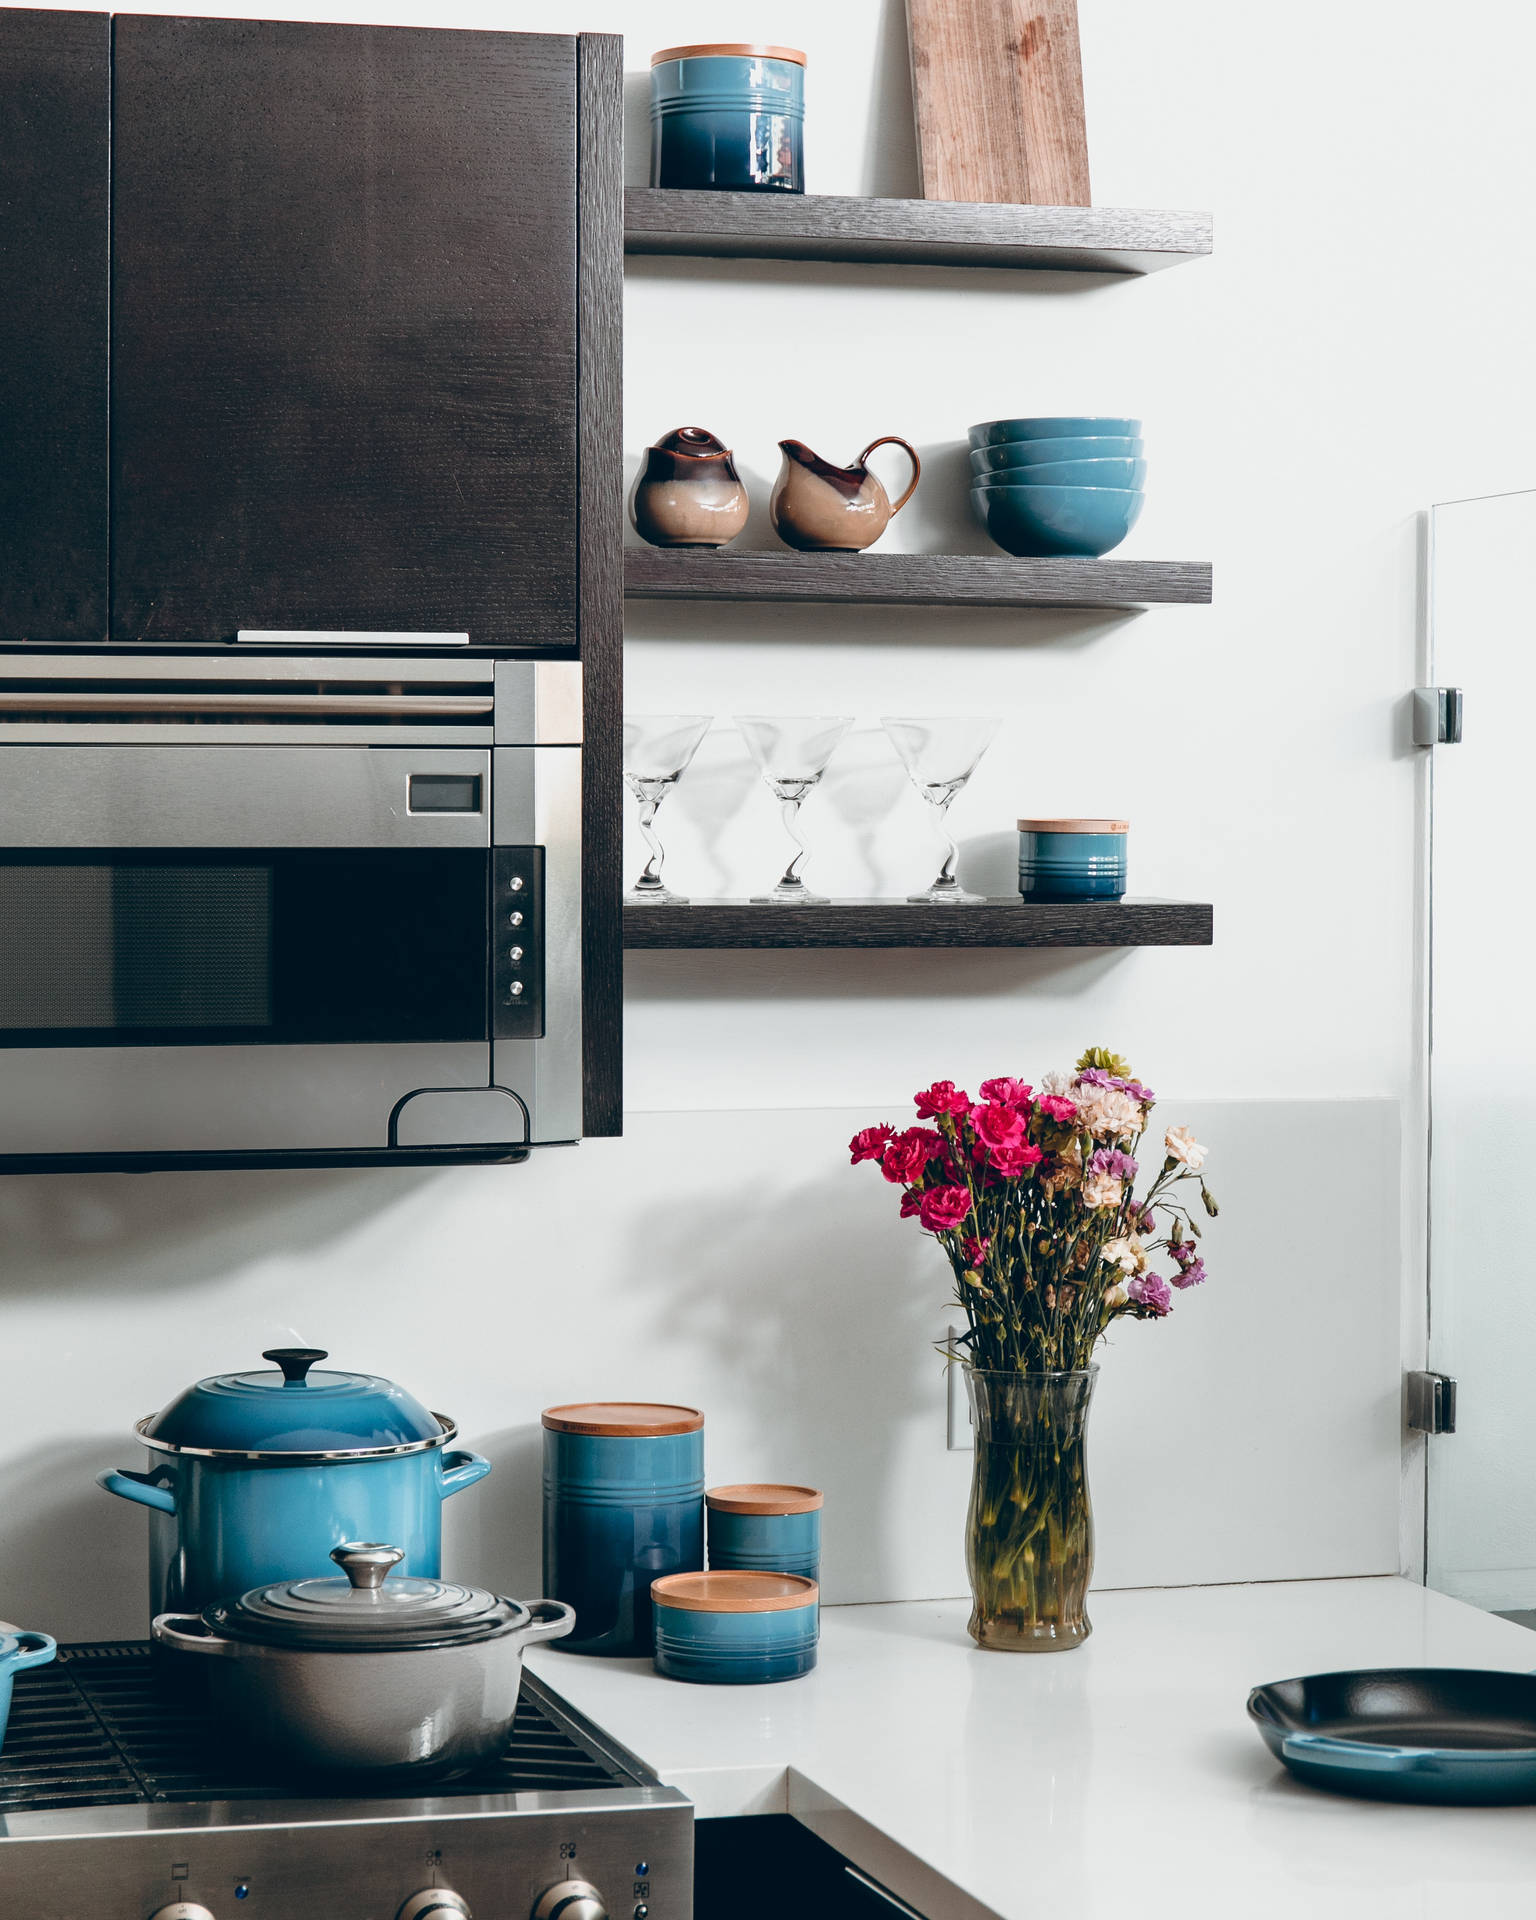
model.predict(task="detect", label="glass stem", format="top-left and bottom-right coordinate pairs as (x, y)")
top-left (635, 796), bottom-right (666, 891)
top-left (778, 796), bottom-right (810, 888)
top-left (928, 793), bottom-right (959, 889)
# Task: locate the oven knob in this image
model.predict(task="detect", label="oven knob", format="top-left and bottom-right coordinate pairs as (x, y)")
top-left (532, 1880), bottom-right (607, 1920)
top-left (508, 945), bottom-right (524, 962)
top-left (510, 911), bottom-right (524, 926)
top-left (397, 1892), bottom-right (472, 1920)
top-left (147, 1906), bottom-right (218, 1920)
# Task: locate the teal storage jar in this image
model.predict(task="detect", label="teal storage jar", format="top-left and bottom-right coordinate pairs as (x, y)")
top-left (650, 43), bottom-right (805, 193)
top-left (1018, 818), bottom-right (1129, 901)
top-left (652, 1571), bottom-right (819, 1684)
top-left (543, 1403), bottom-right (705, 1657)
top-left (707, 1483), bottom-right (822, 1581)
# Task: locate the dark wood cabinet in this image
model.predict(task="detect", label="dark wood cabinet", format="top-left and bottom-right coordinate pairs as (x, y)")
top-left (110, 14), bottom-right (580, 648)
top-left (0, 8), bottom-right (109, 642)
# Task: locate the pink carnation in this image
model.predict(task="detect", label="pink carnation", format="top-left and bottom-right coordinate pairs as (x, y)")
top-left (1127, 1272), bottom-right (1173, 1316)
top-left (917, 1185), bottom-right (971, 1232)
top-left (1038, 1093), bottom-right (1080, 1124)
top-left (988, 1140), bottom-right (1044, 1178)
top-left (970, 1101), bottom-right (1025, 1152)
top-left (899, 1188), bottom-right (922, 1219)
top-left (978, 1076), bottom-right (1032, 1108)
top-left (849, 1124), bottom-right (896, 1166)
top-left (961, 1236), bottom-right (992, 1267)
top-left (880, 1126), bottom-right (946, 1186)
top-left (914, 1080), bottom-right (971, 1118)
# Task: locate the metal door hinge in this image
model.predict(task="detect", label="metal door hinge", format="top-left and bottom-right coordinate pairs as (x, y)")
top-left (1406, 1370), bottom-right (1457, 1434)
top-left (1413, 687), bottom-right (1463, 745)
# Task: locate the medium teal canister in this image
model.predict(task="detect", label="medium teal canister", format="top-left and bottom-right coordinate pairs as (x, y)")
top-left (707, 1483), bottom-right (822, 1581)
top-left (542, 1402), bottom-right (705, 1657)
top-left (650, 43), bottom-right (806, 193)
top-left (652, 1571), bottom-right (819, 1684)
top-left (1018, 817), bottom-right (1129, 902)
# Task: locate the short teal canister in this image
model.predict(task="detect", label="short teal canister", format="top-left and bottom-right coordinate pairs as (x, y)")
top-left (652, 1571), bottom-right (819, 1685)
top-left (650, 43), bottom-right (806, 193)
top-left (1018, 817), bottom-right (1129, 902)
top-left (707, 1483), bottom-right (822, 1582)
top-left (542, 1402), bottom-right (705, 1658)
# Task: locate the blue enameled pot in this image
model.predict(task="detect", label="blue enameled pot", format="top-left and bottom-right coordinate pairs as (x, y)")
top-left (1018, 820), bottom-right (1129, 901)
top-left (0, 1629), bottom-right (57, 1754)
top-left (652, 1571), bottom-right (819, 1684)
top-left (97, 1347), bottom-right (490, 1625)
top-left (543, 1403), bottom-right (705, 1657)
top-left (650, 45), bottom-right (805, 193)
top-left (706, 1484), bottom-right (822, 1581)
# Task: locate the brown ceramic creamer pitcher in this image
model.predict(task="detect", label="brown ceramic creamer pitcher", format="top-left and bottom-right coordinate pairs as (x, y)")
top-left (769, 436), bottom-right (921, 551)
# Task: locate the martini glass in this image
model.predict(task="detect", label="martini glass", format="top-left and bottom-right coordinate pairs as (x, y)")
top-left (881, 715), bottom-right (1000, 904)
top-left (623, 714), bottom-right (712, 904)
top-left (735, 715), bottom-right (853, 904)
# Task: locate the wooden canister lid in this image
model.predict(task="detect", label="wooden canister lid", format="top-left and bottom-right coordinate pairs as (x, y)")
top-left (541, 1402), bottom-right (704, 1436)
top-left (651, 1571), bottom-right (818, 1613)
top-left (1016, 818), bottom-right (1130, 833)
top-left (707, 1483), bottom-right (824, 1515)
top-left (651, 43), bottom-right (807, 66)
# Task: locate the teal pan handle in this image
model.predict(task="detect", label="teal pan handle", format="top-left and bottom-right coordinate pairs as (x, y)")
top-left (97, 1467), bottom-right (176, 1515)
top-left (4, 1631), bottom-right (57, 1673)
top-left (440, 1450), bottom-right (491, 1498)
top-left (1281, 1732), bottom-right (1424, 1772)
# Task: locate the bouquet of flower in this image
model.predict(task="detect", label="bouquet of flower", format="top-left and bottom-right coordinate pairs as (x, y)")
top-left (850, 1047), bottom-right (1216, 1374)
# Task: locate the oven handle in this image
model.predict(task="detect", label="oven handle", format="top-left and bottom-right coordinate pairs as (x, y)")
top-left (0, 692), bottom-right (492, 716)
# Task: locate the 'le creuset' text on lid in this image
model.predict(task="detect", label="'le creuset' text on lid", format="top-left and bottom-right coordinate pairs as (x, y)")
top-left (207, 1543), bottom-right (525, 1652)
top-left (651, 1571), bottom-right (818, 1613)
top-left (1016, 818), bottom-right (1130, 834)
top-left (706, 1483), bottom-right (824, 1515)
top-left (541, 1402), bottom-right (704, 1437)
top-left (139, 1348), bottom-right (449, 1457)
top-left (651, 43), bottom-right (807, 66)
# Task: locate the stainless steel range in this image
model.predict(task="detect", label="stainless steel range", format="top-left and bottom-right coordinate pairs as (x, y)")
top-left (0, 1643), bottom-right (690, 1920)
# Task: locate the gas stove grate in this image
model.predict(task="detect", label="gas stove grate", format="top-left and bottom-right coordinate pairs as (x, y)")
top-left (0, 1642), bottom-right (632, 1813)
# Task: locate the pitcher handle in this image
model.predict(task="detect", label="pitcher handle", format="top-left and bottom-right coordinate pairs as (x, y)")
top-left (858, 435), bottom-right (921, 514)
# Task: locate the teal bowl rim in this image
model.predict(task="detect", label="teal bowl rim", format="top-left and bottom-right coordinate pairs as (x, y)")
top-left (971, 482), bottom-right (1146, 498)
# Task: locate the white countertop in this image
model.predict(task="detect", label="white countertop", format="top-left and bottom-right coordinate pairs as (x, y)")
top-left (528, 1577), bottom-right (1536, 1920)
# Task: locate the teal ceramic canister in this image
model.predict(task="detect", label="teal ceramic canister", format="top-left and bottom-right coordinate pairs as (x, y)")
top-left (652, 1571), bottom-right (819, 1684)
top-left (706, 1483), bottom-right (822, 1581)
top-left (0, 1629), bottom-right (57, 1755)
top-left (650, 43), bottom-right (806, 193)
top-left (543, 1403), bottom-right (705, 1657)
top-left (96, 1348), bottom-right (491, 1627)
top-left (1018, 817), bottom-right (1129, 902)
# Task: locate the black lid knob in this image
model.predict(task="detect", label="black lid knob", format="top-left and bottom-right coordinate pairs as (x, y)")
top-left (262, 1347), bottom-right (328, 1385)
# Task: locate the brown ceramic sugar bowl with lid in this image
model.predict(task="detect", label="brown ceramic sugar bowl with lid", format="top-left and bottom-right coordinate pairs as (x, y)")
top-left (541, 1402), bottom-right (706, 1656)
top-left (630, 425), bottom-right (749, 548)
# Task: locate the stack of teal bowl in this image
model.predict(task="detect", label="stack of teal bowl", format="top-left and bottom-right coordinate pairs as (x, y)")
top-left (969, 416), bottom-right (1145, 558)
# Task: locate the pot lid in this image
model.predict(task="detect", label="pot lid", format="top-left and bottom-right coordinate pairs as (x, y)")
top-left (208, 1543), bottom-right (525, 1651)
top-left (140, 1348), bottom-right (448, 1456)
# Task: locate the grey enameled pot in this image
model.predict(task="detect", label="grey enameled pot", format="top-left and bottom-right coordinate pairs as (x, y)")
top-left (152, 1543), bottom-right (575, 1779)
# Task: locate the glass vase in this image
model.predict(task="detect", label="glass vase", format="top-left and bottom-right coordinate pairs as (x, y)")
top-left (963, 1366), bottom-right (1098, 1652)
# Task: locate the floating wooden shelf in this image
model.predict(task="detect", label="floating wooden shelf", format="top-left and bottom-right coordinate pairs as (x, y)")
top-left (625, 189), bottom-right (1212, 275)
top-left (624, 549), bottom-right (1211, 610)
top-left (622, 899), bottom-right (1213, 950)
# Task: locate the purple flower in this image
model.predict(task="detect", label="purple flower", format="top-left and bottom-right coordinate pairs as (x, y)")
top-left (1169, 1240), bottom-right (1199, 1269)
top-left (1127, 1272), bottom-right (1173, 1316)
top-left (1077, 1067), bottom-right (1155, 1103)
top-left (1132, 1202), bottom-right (1157, 1234)
top-left (1170, 1256), bottom-right (1207, 1290)
top-left (1119, 1079), bottom-right (1156, 1104)
top-left (1076, 1067), bottom-right (1112, 1087)
top-left (1089, 1147), bottom-right (1139, 1181)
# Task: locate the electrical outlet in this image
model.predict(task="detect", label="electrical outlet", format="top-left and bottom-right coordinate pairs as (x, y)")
top-left (946, 1326), bottom-right (973, 1451)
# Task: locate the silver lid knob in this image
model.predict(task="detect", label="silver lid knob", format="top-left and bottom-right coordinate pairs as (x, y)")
top-left (330, 1542), bottom-right (406, 1591)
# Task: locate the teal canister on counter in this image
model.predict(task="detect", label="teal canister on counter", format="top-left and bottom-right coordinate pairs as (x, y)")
top-left (542, 1402), bottom-right (705, 1657)
top-left (650, 43), bottom-right (805, 193)
top-left (706, 1483), bottom-right (822, 1581)
top-left (652, 1571), bottom-right (819, 1684)
top-left (1018, 818), bottom-right (1129, 902)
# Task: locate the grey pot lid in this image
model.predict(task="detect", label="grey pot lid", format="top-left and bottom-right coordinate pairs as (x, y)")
top-left (209, 1544), bottom-right (526, 1651)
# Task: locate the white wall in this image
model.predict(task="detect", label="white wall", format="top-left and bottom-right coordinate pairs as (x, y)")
top-left (9, 0), bottom-right (1529, 1638)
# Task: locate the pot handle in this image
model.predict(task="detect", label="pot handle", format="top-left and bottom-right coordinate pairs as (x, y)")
top-left (857, 435), bottom-right (921, 515)
top-left (152, 1613), bottom-right (233, 1658)
top-left (520, 1599), bottom-right (577, 1647)
top-left (4, 1631), bottom-right (57, 1674)
top-left (97, 1468), bottom-right (176, 1515)
top-left (440, 1449), bottom-right (492, 1499)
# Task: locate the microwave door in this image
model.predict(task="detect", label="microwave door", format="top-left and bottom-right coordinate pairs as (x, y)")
top-left (0, 746), bottom-right (500, 1159)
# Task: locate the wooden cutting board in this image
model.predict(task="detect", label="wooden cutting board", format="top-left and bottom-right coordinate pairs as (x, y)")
top-left (905, 0), bottom-right (1092, 206)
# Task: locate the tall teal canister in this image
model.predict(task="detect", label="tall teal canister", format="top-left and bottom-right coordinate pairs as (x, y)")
top-left (542, 1402), bottom-right (705, 1656)
top-left (706, 1484), bottom-right (822, 1581)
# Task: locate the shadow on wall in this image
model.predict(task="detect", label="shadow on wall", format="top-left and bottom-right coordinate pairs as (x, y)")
top-left (624, 945), bottom-right (1129, 1002)
top-left (0, 1166), bottom-right (436, 1301)
top-left (2, 1436), bottom-right (148, 1641)
top-left (448, 1421), bottom-right (545, 1601)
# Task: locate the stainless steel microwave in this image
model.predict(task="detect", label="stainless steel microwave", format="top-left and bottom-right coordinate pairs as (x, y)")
top-left (0, 653), bottom-right (580, 1171)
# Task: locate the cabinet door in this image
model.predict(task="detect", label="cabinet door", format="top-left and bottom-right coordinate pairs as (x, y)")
top-left (0, 9), bottom-right (109, 642)
top-left (110, 16), bottom-right (576, 647)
